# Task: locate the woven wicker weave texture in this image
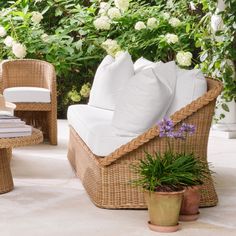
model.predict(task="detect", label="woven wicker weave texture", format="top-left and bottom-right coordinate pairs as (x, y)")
top-left (68, 78), bottom-right (223, 209)
top-left (0, 128), bottom-right (43, 194)
top-left (0, 148), bottom-right (13, 194)
top-left (0, 59), bottom-right (57, 145)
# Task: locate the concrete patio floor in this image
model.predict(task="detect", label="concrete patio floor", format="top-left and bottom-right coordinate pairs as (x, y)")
top-left (0, 120), bottom-right (236, 236)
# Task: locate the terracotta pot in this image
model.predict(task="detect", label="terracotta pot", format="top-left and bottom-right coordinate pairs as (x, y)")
top-left (145, 190), bottom-right (184, 233)
top-left (179, 186), bottom-right (201, 221)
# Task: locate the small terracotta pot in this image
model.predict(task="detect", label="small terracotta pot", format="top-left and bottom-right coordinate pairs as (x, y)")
top-left (145, 190), bottom-right (184, 233)
top-left (179, 186), bottom-right (201, 221)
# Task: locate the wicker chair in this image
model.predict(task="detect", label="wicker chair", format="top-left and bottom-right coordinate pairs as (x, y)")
top-left (0, 59), bottom-right (57, 145)
top-left (67, 78), bottom-right (223, 209)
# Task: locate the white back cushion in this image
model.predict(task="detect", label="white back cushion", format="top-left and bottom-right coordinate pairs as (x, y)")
top-left (134, 57), bottom-right (154, 73)
top-left (112, 61), bottom-right (177, 136)
top-left (166, 68), bottom-right (207, 117)
top-left (88, 52), bottom-right (134, 110)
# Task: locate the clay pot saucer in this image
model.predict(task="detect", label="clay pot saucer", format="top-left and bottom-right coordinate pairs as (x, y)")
top-left (148, 221), bottom-right (180, 233)
top-left (179, 212), bottom-right (200, 222)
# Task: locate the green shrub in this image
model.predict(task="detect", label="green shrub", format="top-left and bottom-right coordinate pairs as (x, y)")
top-left (0, 0), bottom-right (235, 117)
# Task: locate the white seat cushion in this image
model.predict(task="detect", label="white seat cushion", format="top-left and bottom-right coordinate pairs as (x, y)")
top-left (166, 68), bottom-right (207, 117)
top-left (3, 87), bottom-right (51, 103)
top-left (112, 61), bottom-right (177, 136)
top-left (67, 105), bottom-right (136, 156)
top-left (88, 52), bottom-right (134, 110)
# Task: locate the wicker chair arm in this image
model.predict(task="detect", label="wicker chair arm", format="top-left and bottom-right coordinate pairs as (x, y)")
top-left (97, 78), bottom-right (223, 167)
top-left (43, 65), bottom-right (57, 91)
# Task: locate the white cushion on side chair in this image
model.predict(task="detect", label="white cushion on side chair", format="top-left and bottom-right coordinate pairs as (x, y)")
top-left (67, 105), bottom-right (136, 156)
top-left (88, 52), bottom-right (134, 111)
top-left (166, 68), bottom-right (207, 117)
top-left (112, 61), bottom-right (177, 136)
top-left (3, 87), bottom-right (51, 103)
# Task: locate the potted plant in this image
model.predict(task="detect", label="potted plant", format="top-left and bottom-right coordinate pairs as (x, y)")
top-left (179, 181), bottom-right (201, 222)
top-left (132, 118), bottom-right (208, 232)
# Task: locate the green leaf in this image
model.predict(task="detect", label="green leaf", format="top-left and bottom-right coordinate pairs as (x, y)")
top-left (55, 8), bottom-right (63, 16)
top-left (222, 103), bottom-right (230, 112)
top-left (186, 23), bottom-right (191, 33)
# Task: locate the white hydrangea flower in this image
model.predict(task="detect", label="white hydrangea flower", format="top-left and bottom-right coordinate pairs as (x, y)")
top-left (169, 17), bottom-right (181, 27)
top-left (0, 26), bottom-right (6, 37)
top-left (176, 51), bottom-right (193, 67)
top-left (107, 7), bottom-right (121, 19)
top-left (100, 2), bottom-right (109, 9)
top-left (102, 39), bottom-right (121, 57)
top-left (31, 11), bottom-right (43, 24)
top-left (165, 33), bottom-right (179, 44)
top-left (190, 1), bottom-right (196, 10)
top-left (134, 21), bottom-right (146, 31)
top-left (41, 33), bottom-right (50, 43)
top-left (80, 83), bottom-right (91, 98)
top-left (99, 2), bottom-right (110, 15)
top-left (98, 9), bottom-right (106, 15)
top-left (115, 0), bottom-right (129, 12)
top-left (94, 16), bottom-right (111, 30)
top-left (162, 12), bottom-right (170, 20)
top-left (167, 0), bottom-right (174, 8)
top-left (35, 0), bottom-right (43, 3)
top-left (68, 90), bottom-right (81, 102)
top-left (147, 18), bottom-right (158, 29)
top-left (3, 36), bottom-right (15, 47)
top-left (12, 43), bottom-right (27, 59)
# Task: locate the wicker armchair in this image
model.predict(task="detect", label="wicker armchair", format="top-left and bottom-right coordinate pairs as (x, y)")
top-left (67, 78), bottom-right (223, 209)
top-left (0, 59), bottom-right (57, 145)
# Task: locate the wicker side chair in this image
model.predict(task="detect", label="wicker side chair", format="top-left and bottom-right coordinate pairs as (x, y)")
top-left (67, 78), bottom-right (223, 209)
top-left (0, 59), bottom-right (57, 145)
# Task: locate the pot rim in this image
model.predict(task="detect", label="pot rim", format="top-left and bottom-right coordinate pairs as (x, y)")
top-left (184, 185), bottom-right (202, 190)
top-left (144, 189), bottom-right (185, 195)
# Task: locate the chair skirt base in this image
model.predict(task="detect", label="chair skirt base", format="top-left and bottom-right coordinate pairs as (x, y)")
top-left (68, 127), bottom-right (218, 209)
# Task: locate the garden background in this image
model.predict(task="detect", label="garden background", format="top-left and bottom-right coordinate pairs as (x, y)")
top-left (0, 0), bottom-right (235, 118)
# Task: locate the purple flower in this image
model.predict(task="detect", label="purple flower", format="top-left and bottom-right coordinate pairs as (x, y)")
top-left (167, 132), bottom-right (175, 138)
top-left (158, 119), bottom-right (196, 140)
top-left (158, 118), bottom-right (174, 137)
top-left (173, 131), bottom-right (185, 140)
top-left (179, 123), bottom-right (196, 135)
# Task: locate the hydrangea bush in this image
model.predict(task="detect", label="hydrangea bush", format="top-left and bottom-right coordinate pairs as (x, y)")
top-left (0, 0), bottom-right (235, 117)
top-left (197, 0), bottom-right (236, 113)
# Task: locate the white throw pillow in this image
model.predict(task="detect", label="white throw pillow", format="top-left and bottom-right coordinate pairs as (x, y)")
top-left (166, 68), bottom-right (207, 117)
top-left (88, 52), bottom-right (134, 110)
top-left (134, 57), bottom-right (154, 73)
top-left (112, 61), bottom-right (177, 136)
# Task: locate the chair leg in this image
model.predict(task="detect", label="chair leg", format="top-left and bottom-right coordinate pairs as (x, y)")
top-left (47, 111), bottom-right (57, 145)
top-left (0, 148), bottom-right (14, 194)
